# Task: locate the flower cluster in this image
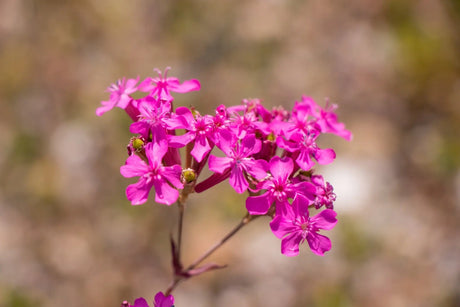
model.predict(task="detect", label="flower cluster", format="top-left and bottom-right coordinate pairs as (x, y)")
top-left (98, 67), bottom-right (351, 304)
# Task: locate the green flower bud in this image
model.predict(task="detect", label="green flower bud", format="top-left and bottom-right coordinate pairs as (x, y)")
top-left (132, 138), bottom-right (144, 150)
top-left (181, 168), bottom-right (196, 184)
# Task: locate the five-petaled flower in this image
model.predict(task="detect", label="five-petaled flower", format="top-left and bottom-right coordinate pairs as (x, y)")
top-left (120, 142), bottom-right (183, 205)
top-left (270, 194), bottom-right (338, 256)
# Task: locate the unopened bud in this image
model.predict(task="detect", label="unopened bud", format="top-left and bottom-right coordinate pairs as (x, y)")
top-left (132, 137), bottom-right (144, 150)
top-left (181, 168), bottom-right (196, 184)
top-left (267, 132), bottom-right (275, 142)
top-left (190, 106), bottom-right (200, 118)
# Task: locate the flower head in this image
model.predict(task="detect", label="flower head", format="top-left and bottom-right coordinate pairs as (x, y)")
top-left (246, 156), bottom-right (315, 215)
top-left (96, 77), bottom-right (139, 116)
top-left (120, 142), bottom-right (183, 205)
top-left (270, 194), bottom-right (337, 256)
top-left (208, 130), bottom-right (268, 194)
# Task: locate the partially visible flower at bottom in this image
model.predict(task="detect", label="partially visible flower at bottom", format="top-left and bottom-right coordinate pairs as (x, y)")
top-left (154, 292), bottom-right (175, 307)
top-left (121, 292), bottom-right (174, 307)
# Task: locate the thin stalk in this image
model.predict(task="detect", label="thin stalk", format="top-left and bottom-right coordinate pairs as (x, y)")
top-left (186, 213), bottom-right (256, 270)
top-left (176, 201), bottom-right (185, 260)
top-left (164, 213), bottom-right (258, 296)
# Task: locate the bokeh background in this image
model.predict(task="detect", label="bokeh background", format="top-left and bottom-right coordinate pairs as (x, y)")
top-left (1, 0), bottom-right (459, 306)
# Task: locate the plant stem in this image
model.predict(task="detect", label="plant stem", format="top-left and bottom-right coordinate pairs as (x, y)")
top-left (187, 213), bottom-right (256, 270)
top-left (176, 201), bottom-right (185, 260)
top-left (164, 213), bottom-right (257, 296)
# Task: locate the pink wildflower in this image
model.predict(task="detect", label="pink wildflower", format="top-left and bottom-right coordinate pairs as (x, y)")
top-left (96, 77), bottom-right (139, 116)
top-left (142, 67), bottom-right (201, 102)
top-left (165, 107), bottom-right (214, 162)
top-left (121, 292), bottom-right (174, 307)
top-left (154, 292), bottom-right (175, 307)
top-left (270, 194), bottom-right (337, 256)
top-left (300, 96), bottom-right (352, 141)
top-left (129, 97), bottom-right (171, 145)
top-left (208, 130), bottom-right (268, 194)
top-left (120, 142), bottom-right (183, 205)
top-left (277, 131), bottom-right (336, 171)
top-left (246, 156), bottom-right (315, 215)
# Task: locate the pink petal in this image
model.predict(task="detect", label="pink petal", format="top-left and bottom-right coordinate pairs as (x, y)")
top-left (133, 297), bottom-right (150, 307)
top-left (270, 214), bottom-right (297, 239)
top-left (229, 166), bottom-right (248, 194)
top-left (96, 100), bottom-right (116, 116)
top-left (154, 291), bottom-right (174, 307)
top-left (208, 155), bottom-right (233, 173)
top-left (276, 136), bottom-right (299, 152)
top-left (246, 193), bottom-right (271, 215)
top-left (145, 142), bottom-right (168, 167)
top-left (153, 179), bottom-right (179, 205)
top-left (129, 121), bottom-right (150, 138)
top-left (216, 129), bottom-right (236, 157)
top-left (296, 149), bottom-right (315, 171)
top-left (306, 232), bottom-right (332, 256)
top-left (292, 194), bottom-right (311, 218)
top-left (311, 209), bottom-right (337, 230)
top-left (137, 77), bottom-right (154, 92)
top-left (241, 134), bottom-right (261, 156)
top-left (281, 232), bottom-right (303, 257)
top-left (191, 135), bottom-right (211, 162)
top-left (168, 132), bottom-right (196, 148)
top-left (243, 158), bottom-right (269, 180)
top-left (269, 156), bottom-right (293, 182)
top-left (120, 155), bottom-right (149, 178)
top-left (169, 79), bottom-right (201, 93)
top-left (161, 165), bottom-right (183, 189)
top-left (126, 177), bottom-right (153, 205)
top-left (117, 94), bottom-right (132, 109)
top-left (314, 148), bottom-right (336, 165)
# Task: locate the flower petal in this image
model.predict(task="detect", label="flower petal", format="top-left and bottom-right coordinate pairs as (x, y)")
top-left (133, 297), bottom-right (149, 307)
top-left (246, 193), bottom-right (271, 215)
top-left (229, 166), bottom-right (248, 194)
top-left (153, 179), bottom-right (179, 205)
top-left (126, 177), bottom-right (153, 205)
top-left (269, 156), bottom-right (293, 182)
top-left (314, 148), bottom-right (336, 165)
top-left (281, 232), bottom-right (303, 257)
top-left (243, 158), bottom-right (269, 180)
top-left (120, 155), bottom-right (149, 178)
top-left (191, 135), bottom-right (211, 162)
top-left (270, 214), bottom-right (297, 239)
top-left (311, 209), bottom-right (338, 230)
top-left (208, 155), bottom-right (233, 173)
top-left (306, 232), bottom-right (332, 256)
top-left (168, 79), bottom-right (201, 93)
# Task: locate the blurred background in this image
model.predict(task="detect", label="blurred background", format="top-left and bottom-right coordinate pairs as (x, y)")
top-left (0, 0), bottom-right (459, 306)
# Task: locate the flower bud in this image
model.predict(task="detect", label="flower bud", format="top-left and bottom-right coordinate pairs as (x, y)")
top-left (132, 137), bottom-right (145, 150)
top-left (181, 168), bottom-right (196, 184)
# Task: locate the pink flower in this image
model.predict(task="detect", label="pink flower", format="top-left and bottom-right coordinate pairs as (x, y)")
top-left (300, 96), bottom-right (352, 141)
top-left (154, 292), bottom-right (175, 307)
top-left (309, 174), bottom-right (336, 209)
top-left (120, 142), bottom-right (183, 205)
top-left (277, 131), bottom-right (336, 171)
top-left (208, 130), bottom-right (268, 194)
top-left (96, 77), bottom-right (139, 116)
top-left (246, 156), bottom-right (315, 215)
top-left (270, 194), bottom-right (337, 256)
top-left (165, 107), bottom-right (214, 162)
top-left (142, 67), bottom-right (201, 102)
top-left (121, 297), bottom-right (149, 307)
top-left (121, 292), bottom-right (174, 307)
top-left (129, 96), bottom-right (171, 145)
